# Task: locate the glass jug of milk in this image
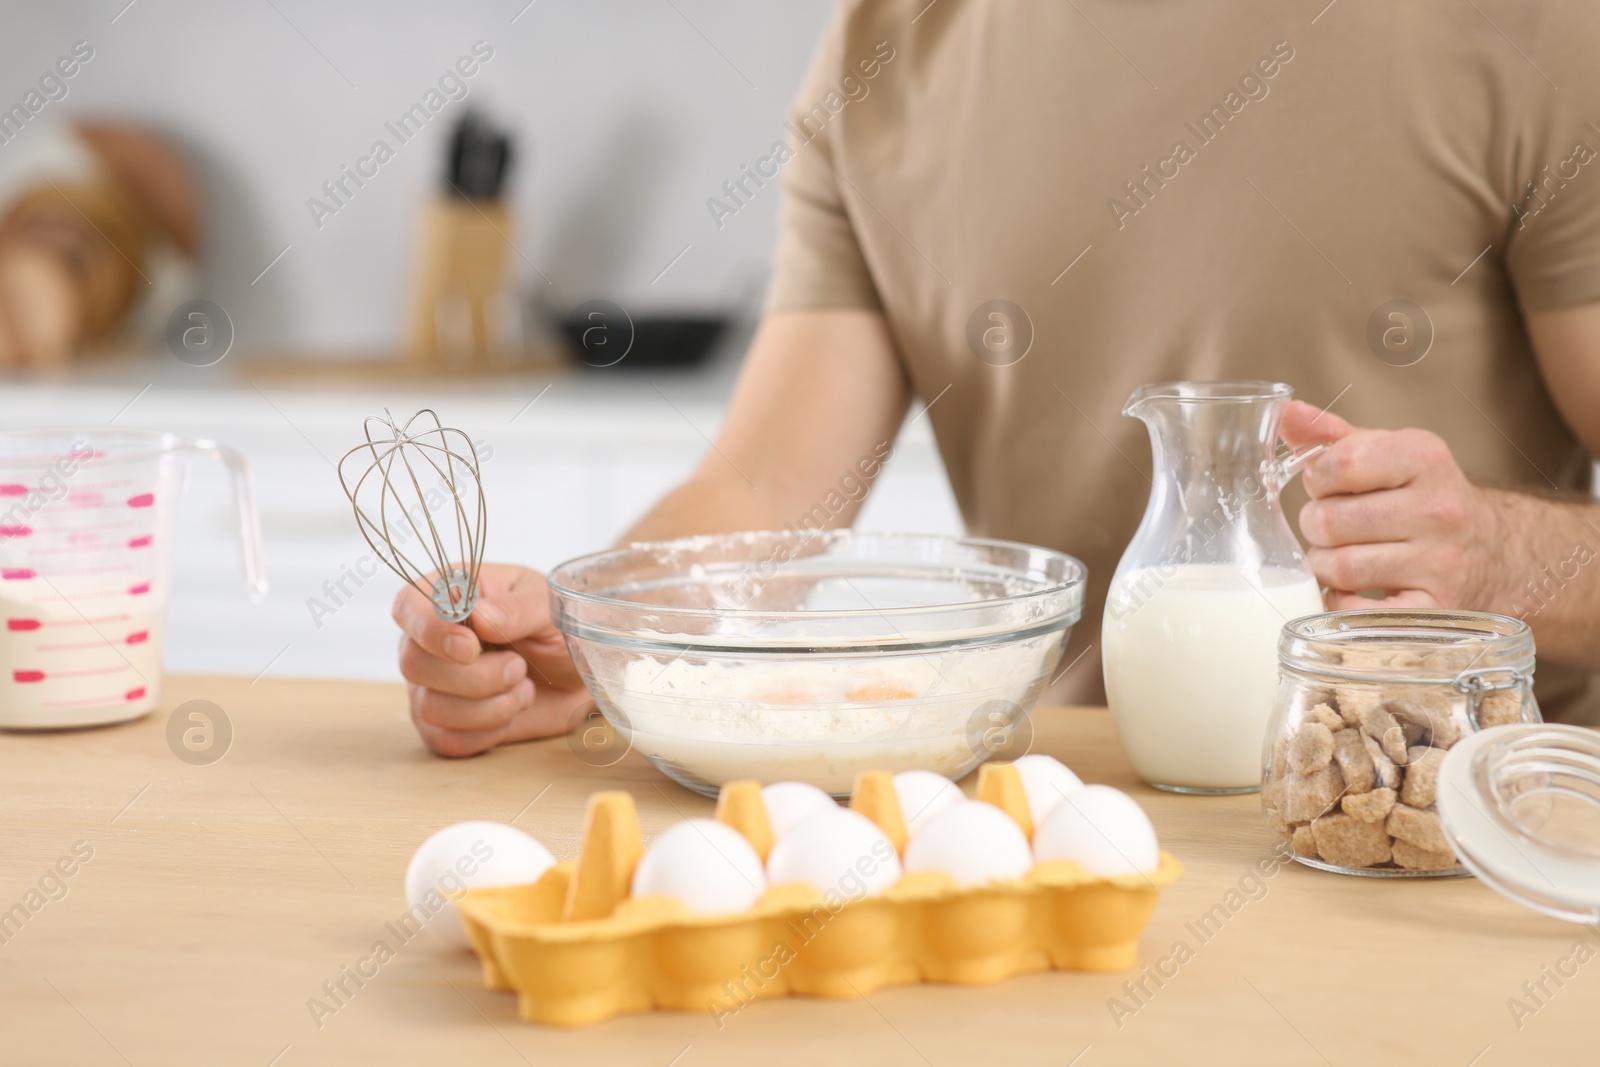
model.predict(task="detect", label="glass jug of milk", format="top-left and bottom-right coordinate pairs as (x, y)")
top-left (1103, 381), bottom-right (1326, 794)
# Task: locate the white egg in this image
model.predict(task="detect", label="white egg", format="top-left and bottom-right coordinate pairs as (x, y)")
top-left (761, 781), bottom-right (839, 840)
top-left (405, 821), bottom-right (556, 949)
top-left (766, 808), bottom-right (902, 899)
top-left (631, 819), bottom-right (767, 915)
top-left (1032, 785), bottom-right (1160, 876)
top-left (892, 770), bottom-right (964, 834)
top-left (1013, 754), bottom-right (1085, 825)
top-left (903, 801), bottom-right (1033, 888)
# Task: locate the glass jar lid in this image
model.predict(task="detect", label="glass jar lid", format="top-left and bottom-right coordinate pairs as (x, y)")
top-left (1437, 724), bottom-right (1600, 923)
top-left (1278, 609), bottom-right (1535, 690)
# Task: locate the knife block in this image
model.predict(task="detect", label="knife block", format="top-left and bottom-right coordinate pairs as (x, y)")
top-left (405, 196), bottom-right (515, 369)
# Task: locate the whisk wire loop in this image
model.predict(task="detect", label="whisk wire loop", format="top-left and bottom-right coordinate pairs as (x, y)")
top-left (338, 408), bottom-right (488, 623)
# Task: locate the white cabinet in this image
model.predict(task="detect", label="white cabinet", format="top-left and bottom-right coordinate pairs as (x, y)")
top-left (0, 373), bottom-right (962, 681)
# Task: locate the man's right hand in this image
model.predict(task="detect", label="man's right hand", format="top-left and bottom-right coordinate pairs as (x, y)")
top-left (394, 563), bottom-right (590, 757)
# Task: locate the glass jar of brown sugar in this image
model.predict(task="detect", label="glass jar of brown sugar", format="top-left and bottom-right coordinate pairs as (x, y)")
top-left (1262, 609), bottom-right (1541, 876)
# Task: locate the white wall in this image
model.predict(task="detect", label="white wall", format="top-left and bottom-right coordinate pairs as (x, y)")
top-left (0, 0), bottom-right (833, 348)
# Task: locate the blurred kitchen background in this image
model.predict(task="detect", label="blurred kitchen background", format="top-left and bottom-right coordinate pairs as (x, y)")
top-left (0, 1), bottom-right (962, 681)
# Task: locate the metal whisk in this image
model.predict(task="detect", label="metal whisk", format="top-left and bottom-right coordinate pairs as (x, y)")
top-left (338, 408), bottom-right (488, 623)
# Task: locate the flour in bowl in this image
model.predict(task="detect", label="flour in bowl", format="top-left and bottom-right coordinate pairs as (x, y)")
top-left (595, 631), bottom-right (1065, 793)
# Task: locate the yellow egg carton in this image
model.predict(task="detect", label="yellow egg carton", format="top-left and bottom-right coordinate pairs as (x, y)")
top-left (457, 763), bottom-right (1183, 1027)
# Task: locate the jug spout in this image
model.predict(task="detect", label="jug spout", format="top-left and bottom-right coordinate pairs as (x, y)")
top-left (1122, 379), bottom-right (1293, 421)
top-left (1122, 380), bottom-right (1297, 485)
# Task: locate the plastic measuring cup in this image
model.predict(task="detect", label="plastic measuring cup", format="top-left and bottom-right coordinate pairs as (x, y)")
top-left (0, 429), bottom-right (266, 729)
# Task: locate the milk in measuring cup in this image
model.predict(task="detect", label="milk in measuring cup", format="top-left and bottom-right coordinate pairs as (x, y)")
top-left (0, 469), bottom-right (171, 727)
top-left (1102, 563), bottom-right (1324, 791)
top-left (0, 591), bottom-right (165, 727)
top-left (0, 429), bottom-right (265, 729)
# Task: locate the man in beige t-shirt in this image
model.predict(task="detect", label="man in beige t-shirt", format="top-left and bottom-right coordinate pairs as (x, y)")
top-left (393, 1), bottom-right (1600, 754)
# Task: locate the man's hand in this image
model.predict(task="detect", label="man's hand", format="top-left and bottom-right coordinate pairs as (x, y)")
top-left (394, 563), bottom-right (590, 757)
top-left (1278, 400), bottom-right (1505, 611)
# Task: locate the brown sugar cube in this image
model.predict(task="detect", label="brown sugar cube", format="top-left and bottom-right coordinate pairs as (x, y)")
top-left (1291, 824), bottom-right (1319, 858)
top-left (1428, 707), bottom-right (1463, 749)
top-left (1362, 734), bottom-right (1402, 790)
top-left (1306, 703), bottom-right (1344, 732)
top-left (1305, 686), bottom-right (1339, 710)
top-left (1262, 775), bottom-right (1291, 834)
top-left (1332, 728), bottom-right (1376, 793)
top-left (1387, 694), bottom-right (1462, 749)
top-left (1339, 646), bottom-right (1394, 671)
top-left (1290, 721), bottom-right (1336, 776)
top-left (1341, 787), bottom-right (1397, 823)
top-left (1335, 686), bottom-right (1381, 726)
top-left (1311, 813), bottom-right (1393, 868)
top-left (1284, 764), bottom-right (1346, 824)
top-left (1358, 705), bottom-right (1410, 763)
top-left (1423, 646), bottom-right (1472, 672)
top-left (1479, 689), bottom-right (1526, 728)
top-left (1387, 803), bottom-right (1450, 853)
top-left (1399, 746), bottom-right (1446, 808)
top-left (1272, 731), bottom-right (1292, 776)
top-left (1392, 837), bottom-right (1458, 870)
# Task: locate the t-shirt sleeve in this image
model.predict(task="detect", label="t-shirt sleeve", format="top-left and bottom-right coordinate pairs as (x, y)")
top-left (765, 3), bottom-right (883, 314)
top-left (1503, 11), bottom-right (1600, 312)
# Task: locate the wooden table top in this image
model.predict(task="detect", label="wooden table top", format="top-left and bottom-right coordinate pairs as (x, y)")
top-left (1, 674), bottom-right (1593, 1066)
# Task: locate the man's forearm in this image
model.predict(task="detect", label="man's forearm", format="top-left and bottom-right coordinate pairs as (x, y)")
top-left (1480, 489), bottom-right (1600, 669)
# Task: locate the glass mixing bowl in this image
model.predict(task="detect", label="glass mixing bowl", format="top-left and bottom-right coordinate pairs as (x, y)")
top-left (547, 531), bottom-right (1087, 796)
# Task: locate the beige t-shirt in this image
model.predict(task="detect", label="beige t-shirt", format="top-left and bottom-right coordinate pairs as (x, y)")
top-left (768, 0), bottom-right (1600, 721)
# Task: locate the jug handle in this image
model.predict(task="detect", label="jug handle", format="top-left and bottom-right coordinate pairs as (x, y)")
top-left (1269, 443), bottom-right (1328, 492)
top-left (187, 439), bottom-right (269, 602)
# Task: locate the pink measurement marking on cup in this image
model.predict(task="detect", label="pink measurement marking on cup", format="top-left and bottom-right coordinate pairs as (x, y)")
top-left (7, 614), bottom-right (129, 629)
top-left (128, 582), bottom-right (151, 595)
top-left (14, 618), bottom-right (145, 651)
top-left (128, 535), bottom-right (152, 548)
top-left (41, 686), bottom-right (145, 708)
top-left (0, 525), bottom-right (31, 537)
top-left (17, 666), bottom-right (132, 682)
top-left (0, 485), bottom-right (26, 496)
top-left (2, 568), bottom-right (36, 580)
top-left (127, 493), bottom-right (155, 508)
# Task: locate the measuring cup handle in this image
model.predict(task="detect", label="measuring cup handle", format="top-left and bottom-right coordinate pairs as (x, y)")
top-left (187, 439), bottom-right (269, 601)
top-left (1271, 443), bottom-right (1328, 491)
